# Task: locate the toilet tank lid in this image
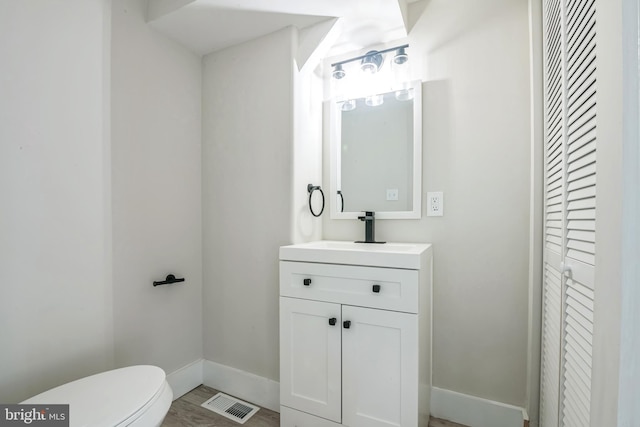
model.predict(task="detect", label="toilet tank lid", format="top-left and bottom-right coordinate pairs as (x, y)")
top-left (22, 365), bottom-right (167, 427)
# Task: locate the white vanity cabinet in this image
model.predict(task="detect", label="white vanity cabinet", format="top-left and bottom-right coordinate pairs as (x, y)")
top-left (279, 241), bottom-right (432, 427)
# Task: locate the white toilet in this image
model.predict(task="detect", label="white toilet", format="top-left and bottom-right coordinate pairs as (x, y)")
top-left (22, 365), bottom-right (173, 427)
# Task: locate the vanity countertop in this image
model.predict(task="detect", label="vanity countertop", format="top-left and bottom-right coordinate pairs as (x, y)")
top-left (279, 240), bottom-right (431, 269)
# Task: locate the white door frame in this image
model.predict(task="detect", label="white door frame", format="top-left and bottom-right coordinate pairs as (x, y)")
top-left (526, 0), bottom-right (544, 425)
top-left (617, 0), bottom-right (640, 424)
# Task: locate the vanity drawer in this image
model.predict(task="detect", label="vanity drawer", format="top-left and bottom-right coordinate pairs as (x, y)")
top-left (280, 261), bottom-right (419, 313)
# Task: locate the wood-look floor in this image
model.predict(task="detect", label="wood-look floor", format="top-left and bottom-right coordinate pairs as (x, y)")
top-left (162, 385), bottom-right (468, 427)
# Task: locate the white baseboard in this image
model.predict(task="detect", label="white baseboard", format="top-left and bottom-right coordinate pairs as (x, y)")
top-left (202, 360), bottom-right (280, 412)
top-left (168, 361), bottom-right (526, 426)
top-left (431, 387), bottom-right (525, 427)
top-left (166, 359), bottom-right (204, 401)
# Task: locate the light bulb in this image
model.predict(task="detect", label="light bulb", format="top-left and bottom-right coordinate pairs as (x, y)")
top-left (365, 94), bottom-right (384, 107)
top-left (341, 99), bottom-right (356, 111)
top-left (332, 64), bottom-right (346, 79)
top-left (394, 47), bottom-right (409, 65)
top-left (395, 88), bottom-right (414, 101)
top-left (360, 51), bottom-right (383, 75)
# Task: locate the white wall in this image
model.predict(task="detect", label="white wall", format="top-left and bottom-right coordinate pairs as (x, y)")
top-left (292, 38), bottom-right (324, 244)
top-left (111, 0), bottom-right (203, 374)
top-left (323, 0), bottom-right (531, 408)
top-left (0, 0), bottom-right (114, 403)
top-left (202, 27), bottom-right (295, 382)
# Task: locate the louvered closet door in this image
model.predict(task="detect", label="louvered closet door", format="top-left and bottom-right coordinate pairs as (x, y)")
top-left (543, 0), bottom-right (563, 264)
top-left (541, 0), bottom-right (564, 425)
top-left (541, 0), bottom-right (596, 426)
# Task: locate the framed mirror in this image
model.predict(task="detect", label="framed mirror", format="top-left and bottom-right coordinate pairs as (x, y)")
top-left (329, 80), bottom-right (422, 219)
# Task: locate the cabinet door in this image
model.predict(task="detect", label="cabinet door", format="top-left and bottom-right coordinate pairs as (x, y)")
top-left (342, 306), bottom-right (418, 427)
top-left (280, 297), bottom-right (342, 423)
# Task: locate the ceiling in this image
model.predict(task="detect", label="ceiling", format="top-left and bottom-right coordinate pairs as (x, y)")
top-left (147, 0), bottom-right (419, 57)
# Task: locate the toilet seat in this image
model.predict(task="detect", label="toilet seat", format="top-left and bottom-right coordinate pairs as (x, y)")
top-left (22, 365), bottom-right (173, 427)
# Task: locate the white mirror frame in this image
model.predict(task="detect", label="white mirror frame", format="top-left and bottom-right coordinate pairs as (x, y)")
top-left (329, 80), bottom-right (422, 219)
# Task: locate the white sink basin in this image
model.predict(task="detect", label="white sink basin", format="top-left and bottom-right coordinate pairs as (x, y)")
top-left (279, 240), bottom-right (431, 269)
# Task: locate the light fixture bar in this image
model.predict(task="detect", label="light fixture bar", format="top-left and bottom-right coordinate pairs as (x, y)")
top-left (330, 44), bottom-right (409, 67)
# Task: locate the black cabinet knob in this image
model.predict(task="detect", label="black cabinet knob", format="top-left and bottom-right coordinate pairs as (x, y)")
top-left (372, 284), bottom-right (381, 293)
top-left (303, 278), bottom-right (312, 286)
top-left (328, 317), bottom-right (337, 326)
top-left (343, 320), bottom-right (351, 329)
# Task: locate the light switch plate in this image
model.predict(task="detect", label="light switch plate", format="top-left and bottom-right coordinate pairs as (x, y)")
top-left (427, 192), bottom-right (443, 216)
top-left (386, 188), bottom-right (399, 201)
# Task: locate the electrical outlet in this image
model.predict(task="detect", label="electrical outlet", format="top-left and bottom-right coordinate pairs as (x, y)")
top-left (386, 188), bottom-right (399, 201)
top-left (427, 192), bottom-right (443, 216)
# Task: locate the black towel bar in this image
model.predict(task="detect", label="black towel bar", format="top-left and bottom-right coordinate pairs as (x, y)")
top-left (153, 274), bottom-right (185, 287)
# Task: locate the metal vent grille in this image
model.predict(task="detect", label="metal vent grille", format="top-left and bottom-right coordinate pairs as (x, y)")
top-left (201, 392), bottom-right (260, 424)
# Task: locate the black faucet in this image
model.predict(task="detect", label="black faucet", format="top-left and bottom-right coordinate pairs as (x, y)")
top-left (356, 211), bottom-right (385, 244)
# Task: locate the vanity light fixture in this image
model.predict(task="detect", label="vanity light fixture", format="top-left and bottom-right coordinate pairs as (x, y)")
top-left (393, 47), bottom-right (409, 65)
top-left (330, 44), bottom-right (409, 80)
top-left (332, 63), bottom-right (346, 79)
top-left (360, 50), bottom-right (384, 74)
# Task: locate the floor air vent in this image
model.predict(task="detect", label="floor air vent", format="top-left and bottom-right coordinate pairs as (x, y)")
top-left (200, 392), bottom-right (260, 424)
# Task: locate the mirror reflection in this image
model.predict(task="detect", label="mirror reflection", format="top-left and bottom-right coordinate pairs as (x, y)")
top-left (330, 80), bottom-right (422, 219)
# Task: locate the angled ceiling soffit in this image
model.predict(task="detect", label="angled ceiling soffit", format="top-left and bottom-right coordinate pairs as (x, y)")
top-left (296, 18), bottom-right (341, 72)
top-left (146, 0), bottom-right (196, 22)
top-left (405, 0), bottom-right (429, 34)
